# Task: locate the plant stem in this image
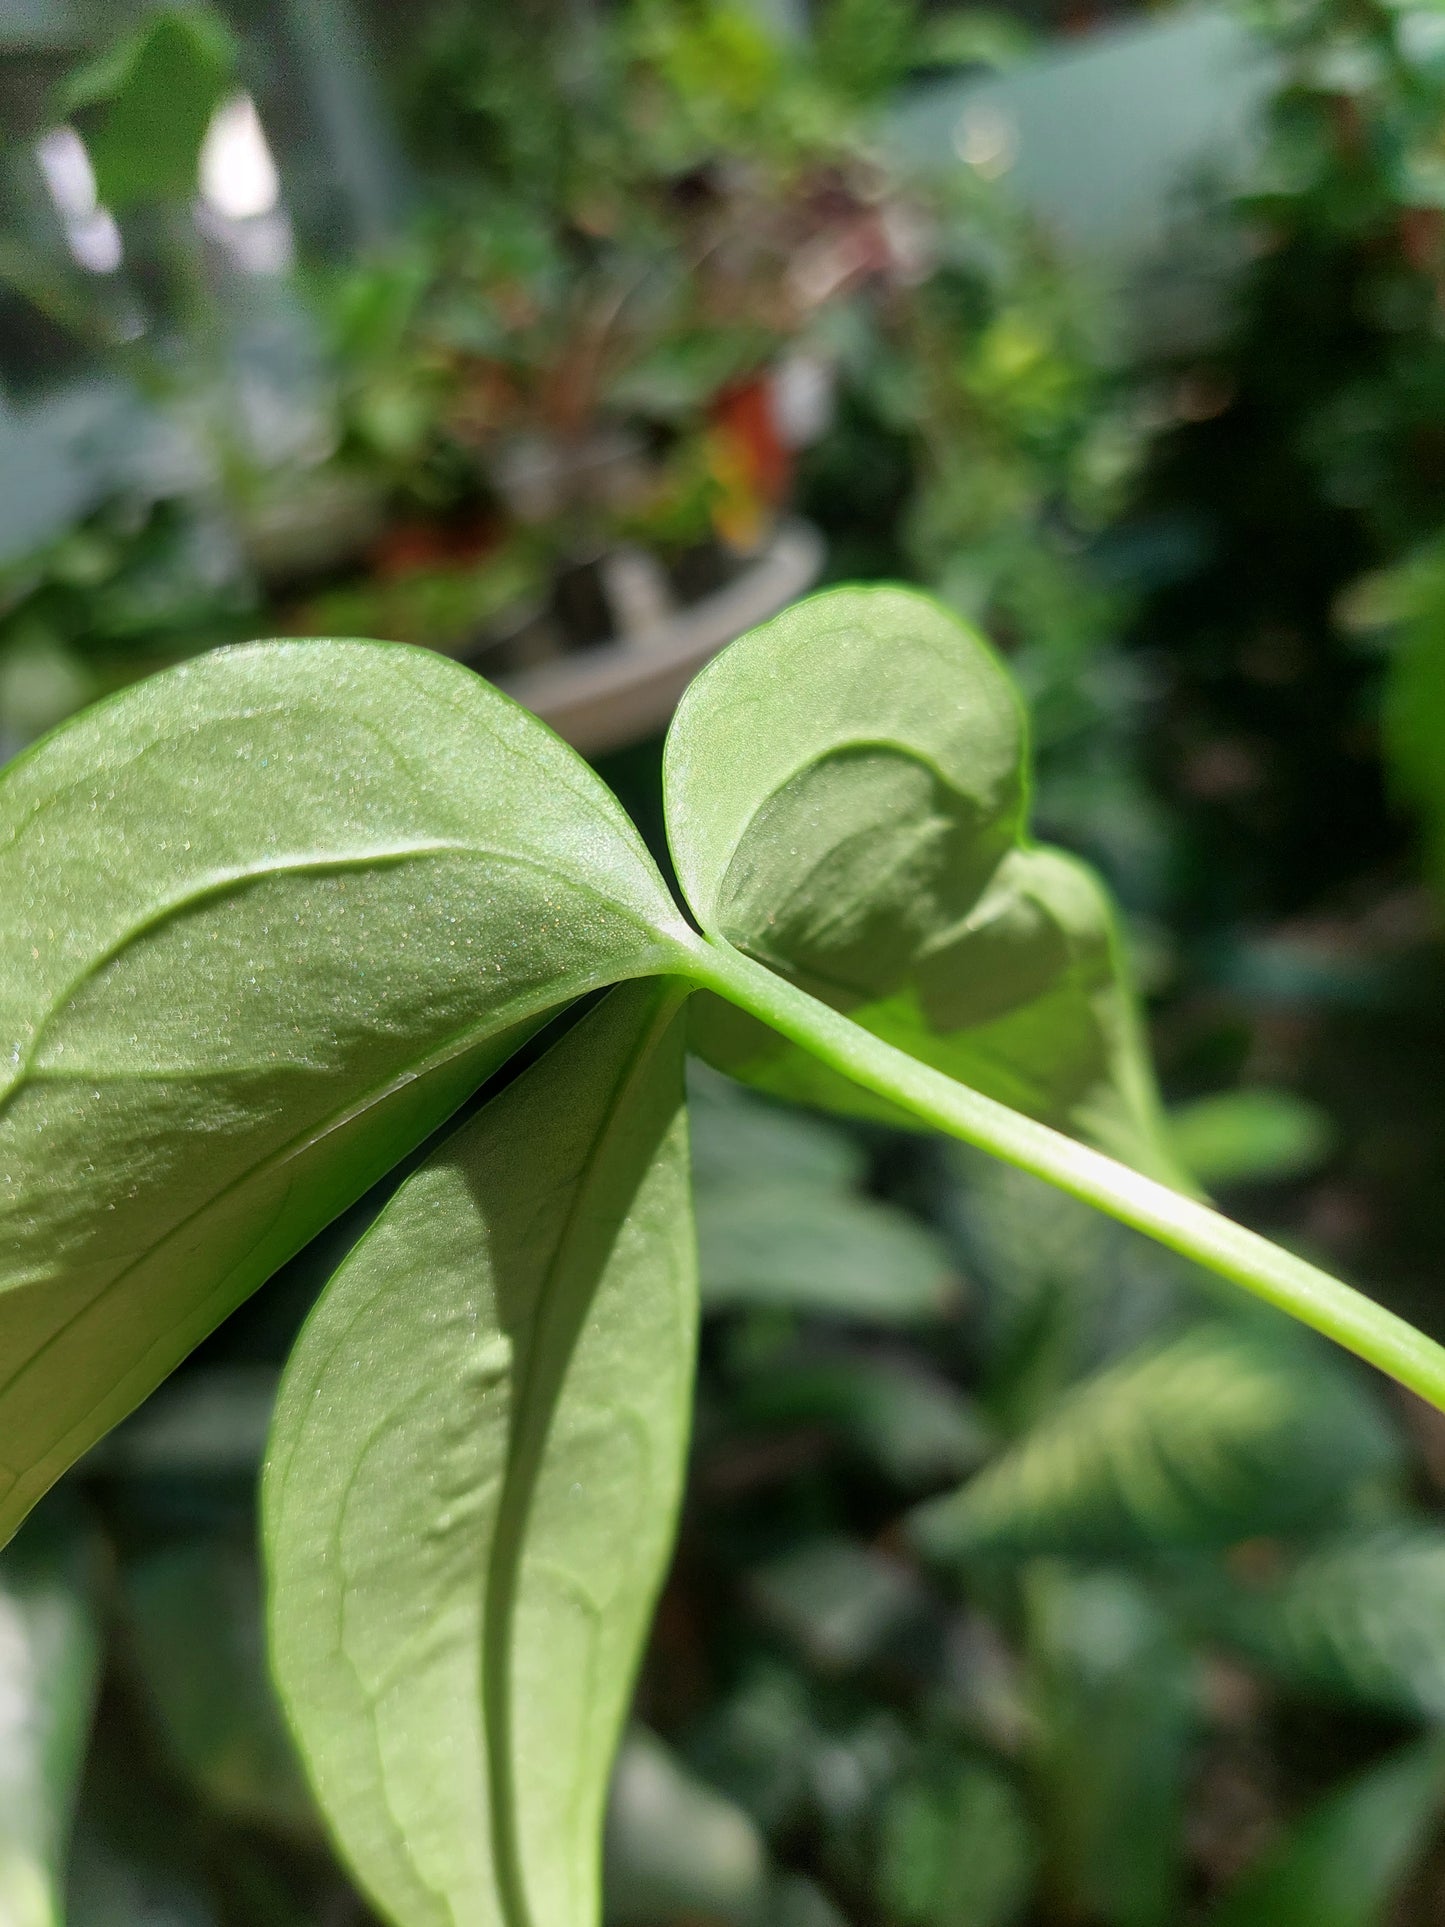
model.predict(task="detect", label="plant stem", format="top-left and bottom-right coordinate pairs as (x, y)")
top-left (685, 935), bottom-right (1445, 1413)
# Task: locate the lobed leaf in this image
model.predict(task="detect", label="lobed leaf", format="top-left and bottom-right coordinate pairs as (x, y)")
top-left (263, 980), bottom-right (697, 1927)
top-left (663, 585), bottom-right (1184, 1184)
top-left (0, 640), bottom-right (687, 1548)
top-left (907, 1322), bottom-right (1400, 1561)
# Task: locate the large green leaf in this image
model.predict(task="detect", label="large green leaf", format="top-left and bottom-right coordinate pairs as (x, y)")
top-left (263, 980), bottom-right (697, 1927)
top-left (1209, 1735), bottom-right (1445, 1927)
top-left (907, 1323), bottom-right (1400, 1560)
top-left (0, 640), bottom-right (686, 1548)
top-left (663, 585), bottom-right (1182, 1183)
top-left (0, 1508), bottom-right (104, 1927)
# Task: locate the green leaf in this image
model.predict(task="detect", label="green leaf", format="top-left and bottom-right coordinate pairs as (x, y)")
top-left (1202, 1527), bottom-right (1445, 1719)
top-left (63, 6), bottom-right (238, 211)
top-left (728, 1343), bottom-right (992, 1485)
top-left (1209, 1735), bottom-right (1445, 1927)
top-left (0, 640), bottom-right (686, 1549)
top-left (663, 586), bottom-right (1184, 1184)
top-left (122, 1538), bottom-right (315, 1838)
top-left (0, 1507), bottom-right (105, 1927)
top-left (745, 1538), bottom-right (927, 1673)
top-left (688, 1066), bottom-right (866, 1194)
top-left (604, 1727), bottom-right (769, 1927)
top-left (907, 1323), bottom-right (1400, 1560)
top-left (879, 1756), bottom-right (1035, 1927)
top-left (1167, 1089), bottom-right (1334, 1189)
top-left (1026, 1568), bottom-right (1197, 1927)
top-left (697, 1181), bottom-right (958, 1323)
top-left (946, 1148), bottom-right (1190, 1419)
top-left (263, 980), bottom-right (698, 1927)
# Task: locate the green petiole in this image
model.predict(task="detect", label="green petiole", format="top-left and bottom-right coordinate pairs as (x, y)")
top-left (687, 932), bottom-right (1445, 1415)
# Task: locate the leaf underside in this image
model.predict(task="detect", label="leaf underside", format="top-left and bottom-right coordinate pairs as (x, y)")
top-left (263, 980), bottom-right (698, 1927)
top-left (663, 585), bottom-right (1185, 1184)
top-left (0, 640), bottom-right (686, 1550)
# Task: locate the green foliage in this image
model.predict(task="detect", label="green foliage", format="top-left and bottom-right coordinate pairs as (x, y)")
top-left (668, 586), bottom-right (1183, 1182)
top-left (121, 1539), bottom-right (313, 1838)
top-left (3, 582), bottom-right (1443, 1927)
top-left (1025, 1568), bottom-right (1198, 1927)
top-left (1131, 0), bottom-right (1445, 913)
top-left (1355, 535), bottom-right (1445, 896)
top-left (604, 1727), bottom-right (769, 1926)
top-left (264, 983), bottom-right (695, 1927)
top-left (725, 1342), bottom-right (992, 1485)
top-left (0, 1511), bottom-right (103, 1927)
top-left (878, 1756), bottom-right (1035, 1927)
top-left (63, 6), bottom-right (238, 212)
top-left (691, 1058), bottom-right (962, 1325)
top-left (908, 1323), bottom-right (1399, 1559)
top-left (0, 638), bottom-right (683, 1549)
top-left (1209, 1734), bottom-right (1445, 1927)
top-left (1202, 1526), bottom-right (1445, 1718)
top-left (698, 1181), bottom-right (957, 1322)
top-left (1167, 1088), bottom-right (1335, 1189)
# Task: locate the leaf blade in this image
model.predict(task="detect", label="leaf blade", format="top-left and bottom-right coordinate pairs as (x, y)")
top-left (263, 979), bottom-right (698, 1927)
top-left (663, 585), bottom-right (1182, 1183)
top-left (0, 640), bottom-right (687, 1547)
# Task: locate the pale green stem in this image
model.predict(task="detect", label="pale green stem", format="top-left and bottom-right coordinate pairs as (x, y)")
top-left (684, 934), bottom-right (1445, 1413)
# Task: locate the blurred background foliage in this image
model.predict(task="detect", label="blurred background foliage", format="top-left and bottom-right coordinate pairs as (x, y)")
top-left (9, 0), bottom-right (1445, 1922)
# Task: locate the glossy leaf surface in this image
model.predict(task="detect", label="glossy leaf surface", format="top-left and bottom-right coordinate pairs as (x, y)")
top-left (264, 981), bottom-right (697, 1927)
top-left (0, 640), bottom-right (685, 1547)
top-left (664, 585), bottom-right (1181, 1182)
top-left (0, 1510), bottom-right (104, 1927)
top-left (908, 1323), bottom-right (1399, 1559)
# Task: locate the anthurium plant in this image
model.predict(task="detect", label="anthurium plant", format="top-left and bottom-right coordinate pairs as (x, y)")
top-left (3, 584), bottom-right (1442, 1927)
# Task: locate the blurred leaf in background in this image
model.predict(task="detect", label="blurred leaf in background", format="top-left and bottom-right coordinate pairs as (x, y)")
top-left (0, 1508), bottom-right (103, 1927)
